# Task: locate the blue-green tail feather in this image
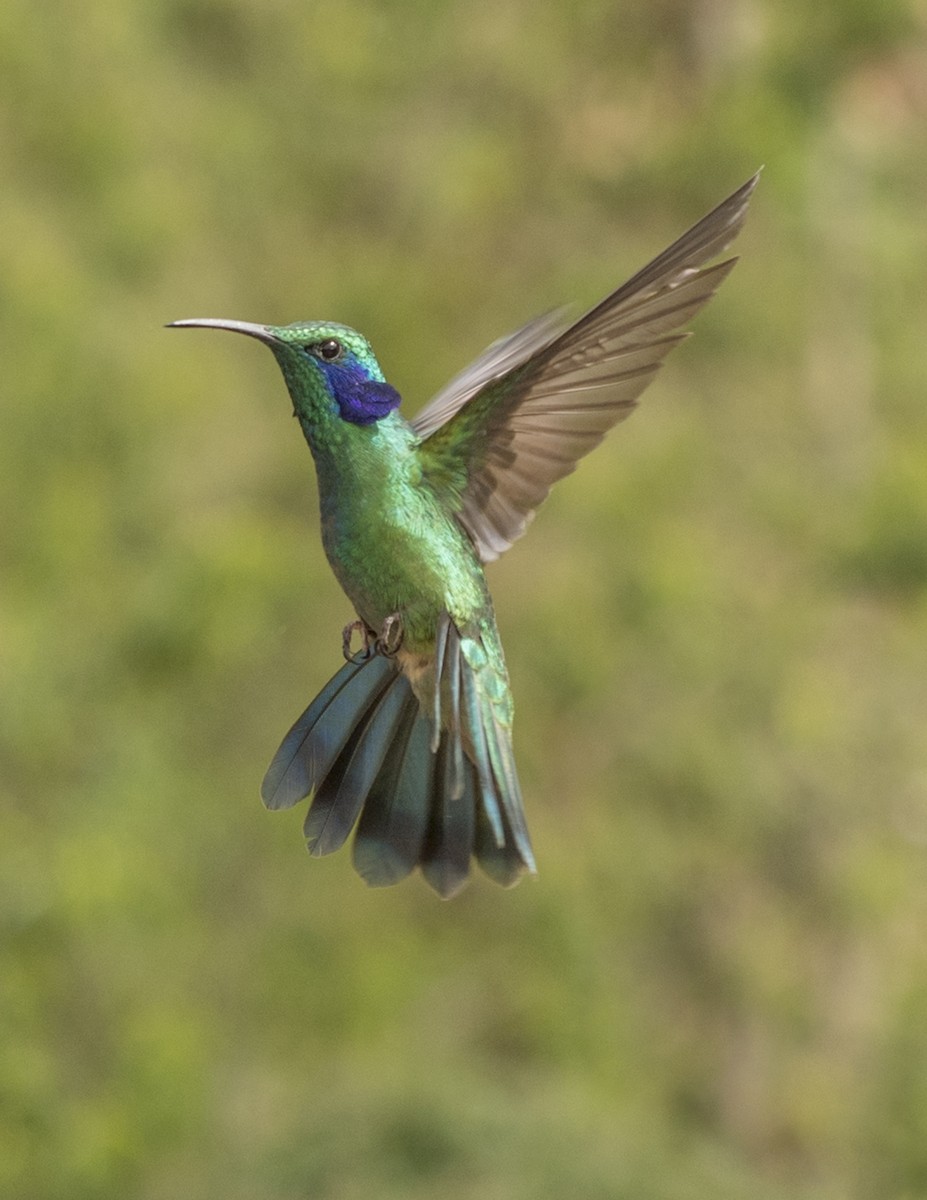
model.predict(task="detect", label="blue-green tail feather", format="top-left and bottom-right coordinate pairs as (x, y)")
top-left (261, 654), bottom-right (393, 810)
top-left (261, 635), bottom-right (535, 896)
top-left (353, 707), bottom-right (432, 887)
top-left (304, 675), bottom-right (410, 856)
top-left (420, 737), bottom-right (476, 899)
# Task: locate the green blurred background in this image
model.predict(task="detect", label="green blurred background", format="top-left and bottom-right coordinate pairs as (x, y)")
top-left (3, 0), bottom-right (927, 1196)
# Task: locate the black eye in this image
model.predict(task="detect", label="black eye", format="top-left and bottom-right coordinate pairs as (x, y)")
top-left (314, 338), bottom-right (344, 362)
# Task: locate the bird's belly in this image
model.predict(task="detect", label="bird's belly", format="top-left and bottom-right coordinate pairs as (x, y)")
top-left (322, 510), bottom-right (487, 651)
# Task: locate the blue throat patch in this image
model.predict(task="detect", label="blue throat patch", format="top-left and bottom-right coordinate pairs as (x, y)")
top-left (321, 360), bottom-right (402, 427)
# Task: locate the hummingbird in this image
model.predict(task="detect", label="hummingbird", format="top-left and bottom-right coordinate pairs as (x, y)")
top-left (170, 174), bottom-right (757, 899)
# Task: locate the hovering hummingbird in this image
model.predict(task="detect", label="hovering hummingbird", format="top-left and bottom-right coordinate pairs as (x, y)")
top-left (170, 174), bottom-right (757, 898)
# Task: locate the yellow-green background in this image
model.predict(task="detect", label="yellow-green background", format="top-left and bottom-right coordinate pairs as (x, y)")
top-left (4, 1), bottom-right (927, 1196)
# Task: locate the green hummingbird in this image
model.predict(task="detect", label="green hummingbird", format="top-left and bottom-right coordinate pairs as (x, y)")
top-left (170, 174), bottom-right (757, 898)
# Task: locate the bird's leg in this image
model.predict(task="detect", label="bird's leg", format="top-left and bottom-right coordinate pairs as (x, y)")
top-left (376, 612), bottom-right (404, 658)
top-left (342, 618), bottom-right (377, 662)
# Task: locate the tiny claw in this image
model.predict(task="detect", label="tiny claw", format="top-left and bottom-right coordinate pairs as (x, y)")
top-left (376, 612), bottom-right (404, 657)
top-left (342, 619), bottom-right (376, 662)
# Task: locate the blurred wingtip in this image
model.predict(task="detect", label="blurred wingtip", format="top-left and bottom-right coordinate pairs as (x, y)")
top-left (723, 169), bottom-right (762, 225)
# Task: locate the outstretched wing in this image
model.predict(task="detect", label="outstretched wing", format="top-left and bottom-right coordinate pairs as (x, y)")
top-left (413, 173), bottom-right (759, 562)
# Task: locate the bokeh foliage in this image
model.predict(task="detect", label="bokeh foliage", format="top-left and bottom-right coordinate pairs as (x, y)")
top-left (3, 0), bottom-right (927, 1196)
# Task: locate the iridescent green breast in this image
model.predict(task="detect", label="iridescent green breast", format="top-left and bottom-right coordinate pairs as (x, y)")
top-left (311, 413), bottom-right (490, 649)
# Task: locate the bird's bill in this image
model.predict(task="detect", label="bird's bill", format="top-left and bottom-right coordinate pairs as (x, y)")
top-left (166, 318), bottom-right (278, 344)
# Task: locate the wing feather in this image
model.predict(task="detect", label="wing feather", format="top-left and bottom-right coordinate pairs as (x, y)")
top-left (413, 174), bottom-right (758, 562)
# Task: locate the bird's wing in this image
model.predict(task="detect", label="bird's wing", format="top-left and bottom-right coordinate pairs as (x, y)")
top-left (413, 173), bottom-right (759, 562)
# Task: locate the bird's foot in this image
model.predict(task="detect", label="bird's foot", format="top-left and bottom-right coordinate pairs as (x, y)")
top-left (342, 619), bottom-right (377, 663)
top-left (376, 612), bottom-right (404, 658)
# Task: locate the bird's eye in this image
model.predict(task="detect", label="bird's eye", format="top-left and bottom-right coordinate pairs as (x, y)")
top-left (314, 338), bottom-right (344, 362)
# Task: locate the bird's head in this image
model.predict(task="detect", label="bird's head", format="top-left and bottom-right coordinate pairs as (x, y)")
top-left (168, 318), bottom-right (402, 432)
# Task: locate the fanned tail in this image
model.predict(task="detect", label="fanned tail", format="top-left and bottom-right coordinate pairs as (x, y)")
top-left (261, 618), bottom-right (535, 898)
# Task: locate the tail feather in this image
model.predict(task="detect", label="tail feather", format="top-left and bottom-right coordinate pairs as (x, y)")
top-left (450, 626), bottom-right (536, 876)
top-left (304, 675), bottom-right (410, 856)
top-left (440, 619), bottom-right (466, 799)
top-left (261, 654), bottom-right (393, 809)
top-left (482, 702), bottom-right (536, 870)
top-left (475, 801), bottom-right (526, 887)
top-left (420, 736), bottom-right (476, 899)
top-left (459, 657), bottom-right (505, 846)
top-left (353, 708), bottom-right (433, 887)
top-left (262, 615), bottom-right (536, 896)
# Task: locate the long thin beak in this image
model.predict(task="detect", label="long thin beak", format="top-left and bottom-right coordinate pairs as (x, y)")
top-left (166, 318), bottom-right (279, 344)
